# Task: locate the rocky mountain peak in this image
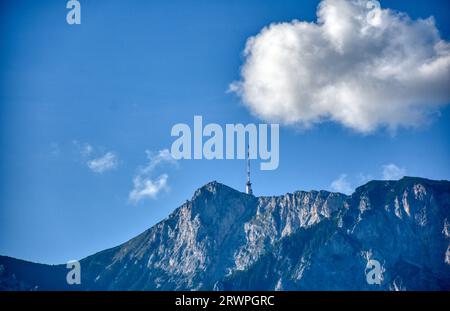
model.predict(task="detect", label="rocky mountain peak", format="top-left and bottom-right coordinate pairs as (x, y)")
top-left (1, 177), bottom-right (449, 291)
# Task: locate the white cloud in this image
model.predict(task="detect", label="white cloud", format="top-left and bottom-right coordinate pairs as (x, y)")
top-left (230, 0), bottom-right (450, 133)
top-left (129, 149), bottom-right (178, 203)
top-left (87, 152), bottom-right (118, 173)
top-left (129, 174), bottom-right (169, 202)
top-left (73, 141), bottom-right (118, 173)
top-left (330, 174), bottom-right (353, 194)
top-left (332, 164), bottom-right (406, 192)
top-left (382, 163), bottom-right (406, 180)
top-left (81, 143), bottom-right (93, 157)
top-left (357, 172), bottom-right (373, 184)
top-left (141, 149), bottom-right (178, 174)
top-left (73, 141), bottom-right (94, 157)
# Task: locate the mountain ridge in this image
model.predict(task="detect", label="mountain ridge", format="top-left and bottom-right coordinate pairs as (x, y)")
top-left (1, 176), bottom-right (449, 290)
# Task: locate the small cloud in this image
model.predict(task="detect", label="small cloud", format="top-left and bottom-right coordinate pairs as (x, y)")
top-left (357, 173), bottom-right (373, 184)
top-left (87, 152), bottom-right (118, 173)
top-left (129, 149), bottom-right (178, 203)
top-left (330, 174), bottom-right (353, 195)
top-left (382, 163), bottom-right (406, 180)
top-left (80, 143), bottom-right (93, 157)
top-left (73, 141), bottom-right (118, 173)
top-left (73, 140), bottom-right (92, 157)
top-left (142, 149), bottom-right (178, 174)
top-left (129, 174), bottom-right (169, 203)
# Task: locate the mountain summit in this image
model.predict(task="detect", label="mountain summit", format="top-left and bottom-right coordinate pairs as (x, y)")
top-left (1, 177), bottom-right (449, 290)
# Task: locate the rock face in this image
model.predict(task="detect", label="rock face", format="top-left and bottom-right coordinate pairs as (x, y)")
top-left (1, 177), bottom-right (449, 290)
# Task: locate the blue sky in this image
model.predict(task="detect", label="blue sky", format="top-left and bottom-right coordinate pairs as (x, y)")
top-left (1, 0), bottom-right (449, 264)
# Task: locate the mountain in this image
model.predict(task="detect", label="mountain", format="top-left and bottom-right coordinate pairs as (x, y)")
top-left (1, 177), bottom-right (449, 290)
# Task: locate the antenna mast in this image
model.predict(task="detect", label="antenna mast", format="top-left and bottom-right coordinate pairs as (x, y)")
top-left (246, 144), bottom-right (253, 195)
